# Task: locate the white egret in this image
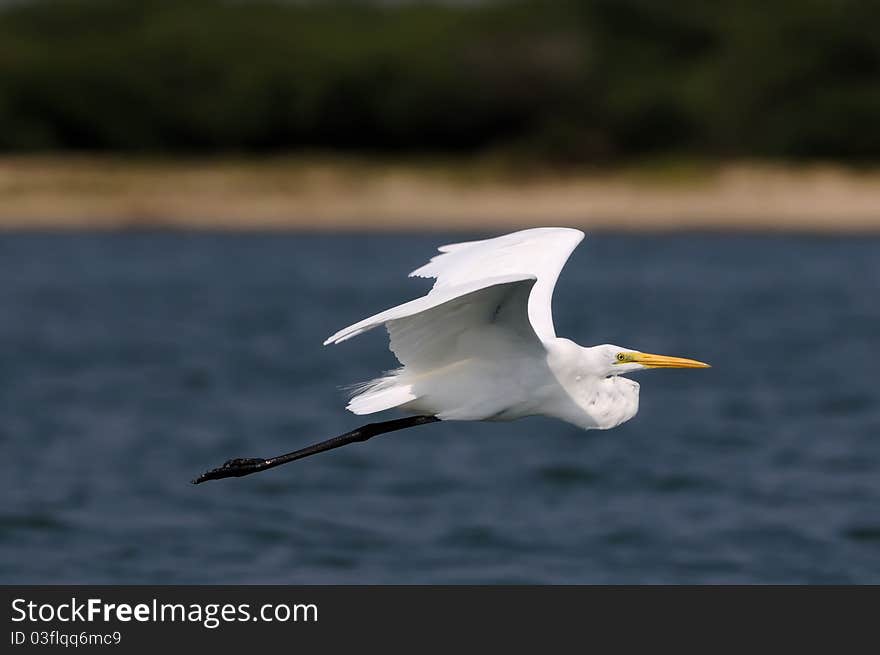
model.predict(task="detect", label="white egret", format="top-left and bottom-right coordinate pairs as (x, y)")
top-left (194, 227), bottom-right (708, 483)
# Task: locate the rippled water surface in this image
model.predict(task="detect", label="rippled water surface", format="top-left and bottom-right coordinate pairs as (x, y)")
top-left (1, 232), bottom-right (878, 583)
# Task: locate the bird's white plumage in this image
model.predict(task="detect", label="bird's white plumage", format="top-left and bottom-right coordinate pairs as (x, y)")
top-left (324, 227), bottom-right (706, 430)
top-left (343, 275), bottom-right (542, 417)
top-left (323, 273), bottom-right (538, 346)
top-left (408, 227), bottom-right (584, 342)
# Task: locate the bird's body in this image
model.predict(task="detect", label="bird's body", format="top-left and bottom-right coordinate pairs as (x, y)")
top-left (325, 227), bottom-right (706, 431)
top-left (194, 227), bottom-right (708, 483)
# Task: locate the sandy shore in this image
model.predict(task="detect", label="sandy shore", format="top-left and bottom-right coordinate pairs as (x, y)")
top-left (0, 156), bottom-right (878, 232)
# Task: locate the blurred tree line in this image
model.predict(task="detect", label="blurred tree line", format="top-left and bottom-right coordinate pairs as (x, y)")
top-left (0, 0), bottom-right (877, 161)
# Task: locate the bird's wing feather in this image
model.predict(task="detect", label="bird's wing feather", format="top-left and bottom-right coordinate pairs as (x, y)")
top-left (339, 275), bottom-right (541, 416)
top-left (323, 273), bottom-right (537, 346)
top-left (408, 227), bottom-right (584, 341)
top-left (385, 275), bottom-right (541, 372)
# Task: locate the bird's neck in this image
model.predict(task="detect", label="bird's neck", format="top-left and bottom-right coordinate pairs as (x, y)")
top-left (544, 339), bottom-right (640, 430)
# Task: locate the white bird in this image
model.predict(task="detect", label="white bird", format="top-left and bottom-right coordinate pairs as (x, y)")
top-left (194, 227), bottom-right (709, 484)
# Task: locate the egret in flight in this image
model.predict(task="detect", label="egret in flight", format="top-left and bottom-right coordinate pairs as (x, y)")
top-left (194, 227), bottom-right (709, 483)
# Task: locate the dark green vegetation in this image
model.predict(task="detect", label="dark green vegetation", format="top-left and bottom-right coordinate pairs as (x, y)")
top-left (1, 0), bottom-right (877, 160)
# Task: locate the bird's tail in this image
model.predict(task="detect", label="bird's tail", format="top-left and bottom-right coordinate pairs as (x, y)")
top-left (345, 370), bottom-right (417, 415)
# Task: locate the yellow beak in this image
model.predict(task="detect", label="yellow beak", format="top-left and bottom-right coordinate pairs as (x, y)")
top-left (627, 352), bottom-right (711, 369)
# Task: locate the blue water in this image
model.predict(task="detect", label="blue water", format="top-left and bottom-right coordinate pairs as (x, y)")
top-left (1, 232), bottom-right (878, 583)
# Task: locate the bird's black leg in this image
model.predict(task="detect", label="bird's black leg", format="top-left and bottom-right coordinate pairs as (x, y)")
top-left (191, 415), bottom-right (440, 484)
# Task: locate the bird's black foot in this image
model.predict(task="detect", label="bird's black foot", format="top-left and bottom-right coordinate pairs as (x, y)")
top-left (191, 457), bottom-right (268, 484)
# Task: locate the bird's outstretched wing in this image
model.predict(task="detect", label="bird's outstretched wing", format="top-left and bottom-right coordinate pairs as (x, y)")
top-left (325, 274), bottom-right (541, 415)
top-left (324, 227), bottom-right (584, 417)
top-left (409, 227), bottom-right (584, 342)
top-left (323, 274), bottom-right (537, 346)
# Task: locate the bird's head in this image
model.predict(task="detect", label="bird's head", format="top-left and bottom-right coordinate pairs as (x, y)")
top-left (589, 344), bottom-right (711, 376)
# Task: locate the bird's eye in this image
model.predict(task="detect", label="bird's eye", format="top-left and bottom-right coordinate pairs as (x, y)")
top-left (616, 353), bottom-right (626, 362)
